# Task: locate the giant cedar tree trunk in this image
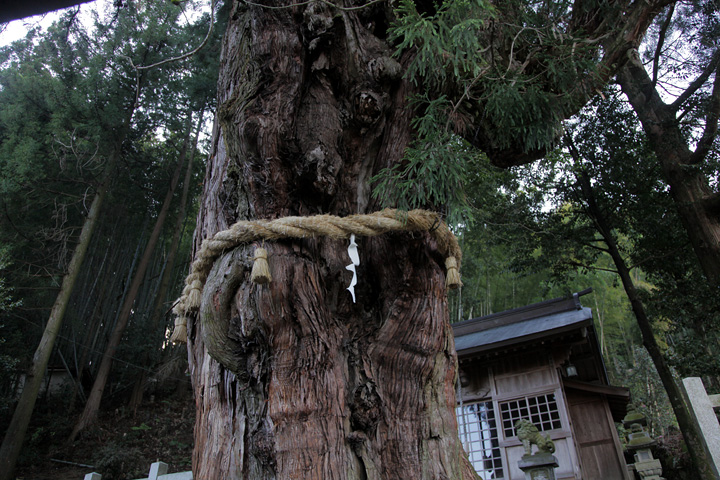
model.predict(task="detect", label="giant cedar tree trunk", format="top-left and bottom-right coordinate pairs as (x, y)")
top-left (188, 2), bottom-right (476, 478)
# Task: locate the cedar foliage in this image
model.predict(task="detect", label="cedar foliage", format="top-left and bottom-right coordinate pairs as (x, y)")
top-left (373, 0), bottom-right (667, 224)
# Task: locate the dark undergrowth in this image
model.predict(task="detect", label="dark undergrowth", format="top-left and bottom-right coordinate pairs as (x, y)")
top-left (6, 382), bottom-right (194, 480)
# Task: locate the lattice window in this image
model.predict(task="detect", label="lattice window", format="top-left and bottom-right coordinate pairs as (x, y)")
top-left (456, 401), bottom-right (504, 479)
top-left (499, 393), bottom-right (562, 437)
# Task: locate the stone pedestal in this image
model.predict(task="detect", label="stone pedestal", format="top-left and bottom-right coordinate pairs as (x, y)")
top-left (518, 452), bottom-right (560, 480)
top-left (634, 458), bottom-right (663, 480)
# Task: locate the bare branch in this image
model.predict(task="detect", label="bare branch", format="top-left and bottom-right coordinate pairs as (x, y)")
top-left (630, 247), bottom-right (688, 270)
top-left (652, 4), bottom-right (675, 88)
top-left (581, 241), bottom-right (611, 254)
top-left (670, 49), bottom-right (720, 112)
top-left (689, 59), bottom-right (720, 164)
top-left (564, 259), bottom-right (618, 274)
top-left (135, 0), bottom-right (216, 71)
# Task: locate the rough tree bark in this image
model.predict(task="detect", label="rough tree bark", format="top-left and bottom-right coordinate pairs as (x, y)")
top-left (187, 1), bottom-right (476, 478)
top-left (186, 0), bottom-right (671, 476)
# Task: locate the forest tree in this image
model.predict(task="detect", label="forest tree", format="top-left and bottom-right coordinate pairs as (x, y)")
top-left (181, 0), bottom-right (669, 477)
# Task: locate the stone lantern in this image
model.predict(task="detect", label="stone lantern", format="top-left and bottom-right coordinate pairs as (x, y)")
top-left (623, 405), bottom-right (664, 480)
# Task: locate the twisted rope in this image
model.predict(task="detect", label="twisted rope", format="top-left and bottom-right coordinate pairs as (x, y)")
top-left (171, 209), bottom-right (462, 343)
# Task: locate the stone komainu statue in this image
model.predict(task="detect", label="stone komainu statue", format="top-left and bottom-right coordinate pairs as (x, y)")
top-left (515, 419), bottom-right (556, 456)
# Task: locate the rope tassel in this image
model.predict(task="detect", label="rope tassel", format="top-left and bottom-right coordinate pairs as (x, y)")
top-left (251, 247), bottom-right (272, 284)
top-left (445, 256), bottom-right (462, 289)
top-left (170, 316), bottom-right (187, 344)
top-left (185, 279), bottom-right (203, 311)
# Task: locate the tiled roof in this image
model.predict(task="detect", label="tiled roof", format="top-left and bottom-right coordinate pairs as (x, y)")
top-left (453, 290), bottom-right (593, 356)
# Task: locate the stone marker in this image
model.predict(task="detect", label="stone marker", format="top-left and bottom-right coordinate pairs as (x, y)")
top-left (682, 377), bottom-right (720, 477)
top-left (148, 461), bottom-right (169, 480)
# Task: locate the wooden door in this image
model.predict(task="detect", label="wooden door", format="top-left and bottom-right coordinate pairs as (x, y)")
top-left (566, 389), bottom-right (628, 479)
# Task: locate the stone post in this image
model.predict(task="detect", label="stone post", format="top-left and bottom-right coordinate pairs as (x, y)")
top-left (681, 377), bottom-right (720, 477)
top-left (148, 461), bottom-right (169, 480)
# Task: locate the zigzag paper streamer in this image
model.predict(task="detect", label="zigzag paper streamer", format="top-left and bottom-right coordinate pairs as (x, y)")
top-left (346, 234), bottom-right (360, 303)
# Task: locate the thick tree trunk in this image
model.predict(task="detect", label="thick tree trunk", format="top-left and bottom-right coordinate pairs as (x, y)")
top-left (187, 2), bottom-right (476, 478)
top-left (618, 51), bottom-right (720, 285)
top-left (0, 152), bottom-right (114, 480)
top-left (70, 129), bottom-right (191, 441)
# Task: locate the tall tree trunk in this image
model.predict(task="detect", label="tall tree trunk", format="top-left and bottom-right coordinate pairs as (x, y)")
top-left (186, 2), bottom-right (476, 478)
top-left (68, 236), bottom-right (114, 412)
top-left (129, 110), bottom-right (205, 414)
top-left (70, 129), bottom-right (191, 441)
top-left (617, 50), bottom-right (720, 285)
top-left (0, 151), bottom-right (116, 480)
top-left (576, 171), bottom-right (717, 479)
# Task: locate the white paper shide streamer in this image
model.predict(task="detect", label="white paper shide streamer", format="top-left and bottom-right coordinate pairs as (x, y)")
top-left (346, 234), bottom-right (360, 303)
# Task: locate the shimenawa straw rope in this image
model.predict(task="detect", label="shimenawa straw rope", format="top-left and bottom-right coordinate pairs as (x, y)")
top-left (170, 209), bottom-right (461, 343)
